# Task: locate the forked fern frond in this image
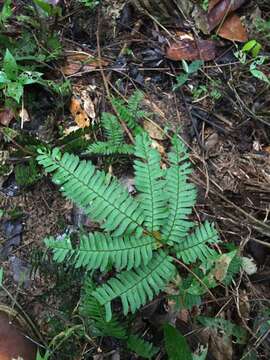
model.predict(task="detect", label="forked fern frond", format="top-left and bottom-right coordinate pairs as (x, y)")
top-left (80, 278), bottom-right (127, 339)
top-left (161, 136), bottom-right (197, 243)
top-left (127, 334), bottom-right (158, 359)
top-left (92, 251), bottom-right (176, 321)
top-left (37, 149), bottom-right (145, 238)
top-left (134, 133), bottom-right (167, 232)
top-left (174, 222), bottom-right (219, 264)
top-left (45, 233), bottom-right (156, 271)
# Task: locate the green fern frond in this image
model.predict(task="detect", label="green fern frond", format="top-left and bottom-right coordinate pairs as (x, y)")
top-left (15, 159), bottom-right (41, 186)
top-left (222, 254), bottom-right (242, 285)
top-left (134, 133), bottom-right (167, 232)
top-left (127, 334), bottom-right (158, 359)
top-left (45, 235), bottom-right (74, 263)
top-left (161, 136), bottom-right (197, 243)
top-left (174, 222), bottom-right (219, 264)
top-left (81, 278), bottom-right (127, 339)
top-left (45, 233), bottom-right (156, 271)
top-left (102, 112), bottom-right (124, 145)
top-left (92, 251), bottom-right (176, 321)
top-left (87, 113), bottom-right (134, 155)
top-left (112, 90), bottom-right (145, 133)
top-left (87, 142), bottom-right (134, 155)
top-left (37, 149), bottom-right (145, 238)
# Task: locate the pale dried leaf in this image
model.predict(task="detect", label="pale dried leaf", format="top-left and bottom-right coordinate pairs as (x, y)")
top-left (19, 108), bottom-right (31, 123)
top-left (143, 119), bottom-right (165, 140)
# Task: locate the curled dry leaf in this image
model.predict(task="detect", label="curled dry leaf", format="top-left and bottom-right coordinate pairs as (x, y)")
top-left (70, 96), bottom-right (90, 128)
top-left (166, 39), bottom-right (217, 61)
top-left (0, 108), bottom-right (14, 126)
top-left (218, 13), bottom-right (248, 42)
top-left (208, 0), bottom-right (247, 31)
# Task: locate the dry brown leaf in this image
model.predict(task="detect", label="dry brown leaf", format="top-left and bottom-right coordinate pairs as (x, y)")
top-left (208, 0), bottom-right (247, 31)
top-left (70, 97), bottom-right (90, 128)
top-left (218, 13), bottom-right (248, 42)
top-left (81, 90), bottom-right (96, 119)
top-left (263, 145), bottom-right (270, 153)
top-left (0, 108), bottom-right (14, 126)
top-left (61, 51), bottom-right (109, 76)
top-left (166, 39), bottom-right (217, 61)
top-left (143, 119), bottom-right (165, 140)
top-left (213, 254), bottom-right (232, 281)
top-left (0, 311), bottom-right (37, 360)
top-left (208, 0), bottom-right (221, 12)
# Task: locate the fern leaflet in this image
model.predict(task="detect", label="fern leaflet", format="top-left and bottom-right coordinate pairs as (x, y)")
top-left (134, 133), bottom-right (167, 232)
top-left (45, 232), bottom-right (156, 271)
top-left (112, 90), bottom-right (146, 133)
top-left (174, 222), bottom-right (219, 264)
top-left (87, 113), bottom-right (133, 155)
top-left (37, 149), bottom-right (145, 237)
top-left (80, 278), bottom-right (127, 339)
top-left (161, 136), bottom-right (197, 243)
top-left (92, 250), bottom-right (176, 321)
top-left (127, 335), bottom-right (158, 359)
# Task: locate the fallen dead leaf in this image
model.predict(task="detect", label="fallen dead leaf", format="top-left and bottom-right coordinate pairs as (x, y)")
top-left (81, 90), bottom-right (96, 120)
top-left (61, 51), bottom-right (109, 76)
top-left (166, 39), bottom-right (217, 61)
top-left (205, 132), bottom-right (219, 151)
top-left (143, 119), bottom-right (165, 140)
top-left (70, 97), bottom-right (90, 128)
top-left (0, 108), bottom-right (15, 126)
top-left (19, 108), bottom-right (31, 123)
top-left (263, 145), bottom-right (270, 153)
top-left (208, 0), bottom-right (221, 12)
top-left (208, 0), bottom-right (247, 31)
top-left (213, 253), bottom-right (234, 281)
top-left (218, 13), bottom-right (248, 42)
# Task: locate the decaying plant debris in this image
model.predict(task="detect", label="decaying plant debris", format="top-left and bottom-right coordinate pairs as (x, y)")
top-left (0, 0), bottom-right (270, 359)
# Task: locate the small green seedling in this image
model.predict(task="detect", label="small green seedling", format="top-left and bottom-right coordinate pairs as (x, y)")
top-left (173, 60), bottom-right (203, 91)
top-left (0, 49), bottom-right (43, 104)
top-left (234, 40), bottom-right (269, 85)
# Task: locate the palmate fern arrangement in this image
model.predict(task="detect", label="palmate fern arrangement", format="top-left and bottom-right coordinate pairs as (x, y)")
top-left (37, 132), bottom-right (219, 357)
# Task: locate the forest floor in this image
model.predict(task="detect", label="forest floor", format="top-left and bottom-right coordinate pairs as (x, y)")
top-left (0, 1), bottom-right (270, 359)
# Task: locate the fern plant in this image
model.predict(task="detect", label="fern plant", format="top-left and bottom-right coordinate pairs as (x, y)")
top-left (38, 132), bottom-right (219, 318)
top-left (37, 132), bottom-right (220, 357)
